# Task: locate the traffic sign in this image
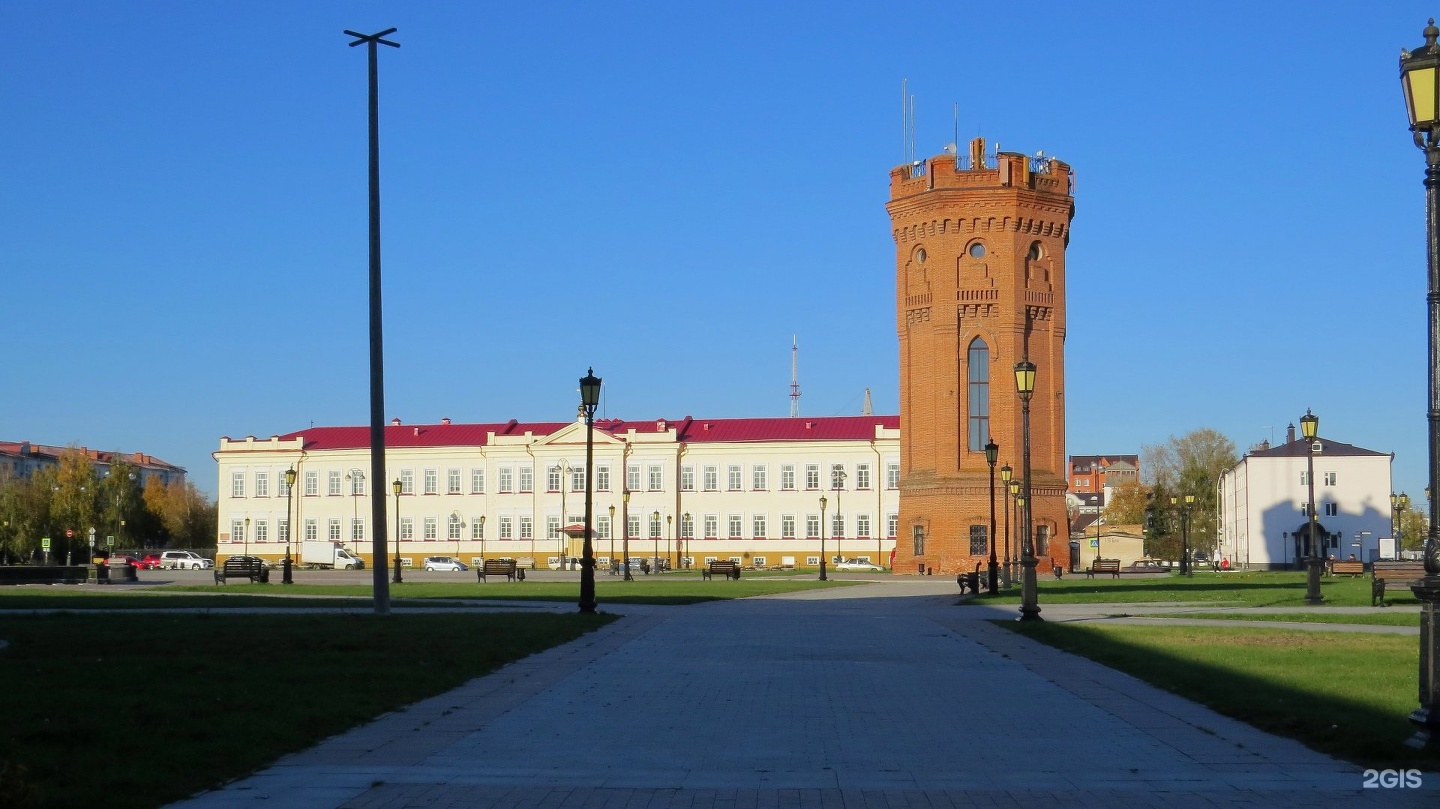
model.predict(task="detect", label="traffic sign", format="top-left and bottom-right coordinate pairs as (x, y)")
top-left (106, 535), bottom-right (115, 546)
top-left (42, 537), bottom-right (51, 550)
top-left (65, 529), bottom-right (73, 538)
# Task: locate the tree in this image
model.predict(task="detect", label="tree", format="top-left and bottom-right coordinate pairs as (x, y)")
top-left (1103, 481), bottom-right (1151, 526)
top-left (1140, 428), bottom-right (1239, 561)
top-left (1399, 507), bottom-right (1428, 553)
top-left (144, 478), bottom-right (216, 549)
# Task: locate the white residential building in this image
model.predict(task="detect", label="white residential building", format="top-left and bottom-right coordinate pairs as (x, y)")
top-left (214, 414), bottom-right (901, 570)
top-left (1218, 425), bottom-right (1392, 569)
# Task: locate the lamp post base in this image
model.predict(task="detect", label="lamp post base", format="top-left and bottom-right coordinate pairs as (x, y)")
top-left (1018, 556), bottom-right (1042, 622)
top-left (282, 555), bottom-right (293, 585)
top-left (393, 556), bottom-right (403, 584)
top-left (1407, 577), bottom-right (1440, 749)
top-left (1304, 556), bottom-right (1325, 605)
top-left (987, 559), bottom-right (999, 595)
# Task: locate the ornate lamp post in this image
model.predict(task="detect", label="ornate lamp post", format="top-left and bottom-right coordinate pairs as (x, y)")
top-left (244, 517), bottom-right (250, 557)
top-left (1171, 494), bottom-right (1196, 577)
top-left (832, 468), bottom-right (846, 563)
top-left (1014, 360), bottom-right (1041, 621)
top-left (1301, 409), bottom-right (1324, 605)
top-left (391, 478), bottom-right (403, 584)
top-left (608, 504), bottom-right (617, 575)
top-left (683, 511), bottom-right (692, 570)
top-left (622, 489), bottom-right (633, 581)
top-left (1006, 476), bottom-right (1019, 586)
top-left (579, 368), bottom-right (602, 613)
top-left (1399, 22), bottom-right (1440, 747)
top-left (666, 514), bottom-right (673, 572)
top-left (651, 510), bottom-right (661, 574)
top-left (478, 515), bottom-right (486, 563)
top-left (818, 495), bottom-right (828, 581)
top-left (283, 467), bottom-right (297, 584)
top-left (985, 439), bottom-right (999, 595)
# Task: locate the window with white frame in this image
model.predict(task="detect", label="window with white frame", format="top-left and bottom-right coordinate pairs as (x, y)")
top-left (832, 514), bottom-right (844, 538)
top-left (1300, 472), bottom-right (1309, 485)
top-left (627, 515), bottom-right (640, 540)
top-left (680, 514), bottom-right (694, 537)
top-left (255, 471), bottom-right (269, 497)
top-left (857, 514), bottom-right (871, 538)
top-left (703, 514), bottom-right (718, 539)
top-left (471, 468), bottom-right (485, 494)
top-left (255, 521), bottom-right (268, 543)
top-left (328, 471), bottom-right (342, 496)
top-left (472, 517), bottom-right (485, 539)
top-left (1324, 502), bottom-right (1338, 516)
top-left (781, 464), bottom-right (796, 490)
top-left (648, 464), bottom-right (663, 491)
top-left (782, 515), bottom-right (796, 538)
top-left (278, 472), bottom-right (291, 497)
top-left (423, 469), bottom-right (438, 495)
top-left (703, 466), bottom-right (718, 491)
top-left (400, 517), bottom-right (413, 540)
top-left (304, 519), bottom-right (318, 541)
top-left (888, 514), bottom-right (899, 538)
top-left (499, 516), bottom-right (513, 539)
top-left (913, 525), bottom-right (925, 555)
top-left (328, 519), bottom-right (341, 541)
top-left (624, 465), bottom-right (639, 492)
top-left (424, 517), bottom-right (437, 540)
top-left (681, 465), bottom-right (695, 491)
top-left (230, 520), bottom-right (243, 543)
top-left (596, 465), bottom-right (609, 492)
top-left (752, 514), bottom-right (767, 539)
top-left (231, 472), bottom-right (245, 498)
top-left (806, 514), bottom-right (820, 538)
top-left (448, 514), bottom-right (463, 540)
top-left (349, 473), bottom-right (366, 495)
top-left (519, 516), bottom-right (533, 540)
top-left (806, 556), bottom-right (820, 566)
top-left (650, 513), bottom-right (662, 538)
top-left (571, 466), bottom-right (586, 492)
top-left (519, 466), bottom-right (533, 493)
top-left (728, 465), bottom-right (742, 491)
top-left (499, 467), bottom-right (513, 493)
top-left (728, 514), bottom-right (742, 538)
top-left (886, 463), bottom-right (900, 489)
top-left (547, 516), bottom-right (561, 540)
top-left (547, 466), bottom-right (563, 493)
top-left (304, 471), bottom-right (319, 496)
top-left (855, 463), bottom-right (870, 490)
top-left (352, 519), bottom-right (365, 542)
top-left (831, 464), bottom-right (846, 489)
top-left (447, 469), bottom-right (462, 494)
top-left (278, 519), bottom-right (289, 543)
top-left (598, 515), bottom-right (611, 540)
top-left (805, 464), bottom-right (820, 490)
top-left (752, 465), bottom-right (767, 490)
top-left (400, 469), bottom-right (414, 494)
top-left (753, 556), bottom-right (767, 567)
top-left (1324, 472), bottom-right (1336, 486)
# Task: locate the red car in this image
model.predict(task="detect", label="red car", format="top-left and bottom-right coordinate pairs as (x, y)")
top-left (136, 553), bottom-right (163, 570)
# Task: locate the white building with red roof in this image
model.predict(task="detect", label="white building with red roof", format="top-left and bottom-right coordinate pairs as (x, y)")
top-left (214, 414), bottom-right (900, 571)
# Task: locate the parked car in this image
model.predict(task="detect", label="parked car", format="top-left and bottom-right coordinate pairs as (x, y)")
top-left (160, 550), bottom-right (213, 570)
top-left (107, 555), bottom-right (143, 568)
top-left (835, 558), bottom-right (885, 572)
top-left (137, 553), bottom-right (163, 569)
top-left (423, 556), bottom-right (468, 572)
top-left (1121, 558), bottom-right (1167, 574)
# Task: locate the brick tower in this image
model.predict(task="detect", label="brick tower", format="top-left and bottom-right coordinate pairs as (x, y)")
top-left (888, 138), bottom-right (1074, 577)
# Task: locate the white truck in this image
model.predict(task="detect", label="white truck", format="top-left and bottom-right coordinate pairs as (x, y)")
top-left (300, 540), bottom-right (365, 570)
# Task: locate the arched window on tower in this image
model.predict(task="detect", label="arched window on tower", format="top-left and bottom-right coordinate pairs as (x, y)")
top-left (967, 337), bottom-right (989, 451)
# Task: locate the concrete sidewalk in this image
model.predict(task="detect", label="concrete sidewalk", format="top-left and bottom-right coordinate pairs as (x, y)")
top-left (170, 581), bottom-right (1435, 808)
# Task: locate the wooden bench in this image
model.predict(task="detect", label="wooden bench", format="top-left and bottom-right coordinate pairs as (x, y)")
top-left (1330, 560), bottom-right (1365, 577)
top-left (1086, 559), bottom-right (1120, 579)
top-left (215, 556), bottom-right (269, 584)
top-left (1372, 560), bottom-right (1430, 606)
top-left (477, 559), bottom-right (521, 582)
top-left (702, 560), bottom-right (741, 580)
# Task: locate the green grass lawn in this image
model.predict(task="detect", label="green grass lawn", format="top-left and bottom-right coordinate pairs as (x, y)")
top-left (1001, 621), bottom-right (1436, 768)
top-left (0, 577), bottom-right (850, 610)
top-left (0, 612), bottom-right (614, 809)
top-left (969, 571), bottom-right (1413, 607)
top-left (1153, 611), bottom-right (1420, 627)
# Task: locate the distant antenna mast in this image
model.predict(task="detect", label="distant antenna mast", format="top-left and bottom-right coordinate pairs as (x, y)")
top-left (789, 335), bottom-right (802, 417)
top-left (862, 387), bottom-right (873, 416)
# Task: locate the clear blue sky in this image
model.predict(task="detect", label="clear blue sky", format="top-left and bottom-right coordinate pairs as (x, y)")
top-left (1, 1), bottom-right (1434, 501)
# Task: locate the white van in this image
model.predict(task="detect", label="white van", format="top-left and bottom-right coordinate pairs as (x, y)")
top-left (160, 551), bottom-right (213, 570)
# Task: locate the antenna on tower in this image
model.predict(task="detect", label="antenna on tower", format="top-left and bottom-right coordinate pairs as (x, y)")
top-left (862, 387), bottom-right (873, 416)
top-left (789, 335), bottom-right (802, 418)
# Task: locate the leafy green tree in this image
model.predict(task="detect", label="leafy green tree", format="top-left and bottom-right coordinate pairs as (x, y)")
top-left (1139, 428), bottom-right (1238, 562)
top-left (1103, 481), bottom-right (1151, 526)
top-left (1399, 507), bottom-right (1429, 553)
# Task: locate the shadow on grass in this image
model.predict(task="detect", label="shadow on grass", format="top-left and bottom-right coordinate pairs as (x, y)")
top-left (999, 620), bottom-right (1436, 769)
top-left (963, 573), bottom-right (1414, 608)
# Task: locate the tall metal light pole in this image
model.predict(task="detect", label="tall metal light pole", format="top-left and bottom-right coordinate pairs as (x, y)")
top-left (608, 504), bottom-right (616, 574)
top-left (1398, 22), bottom-right (1440, 746)
top-left (558, 461), bottom-right (570, 562)
top-left (579, 368), bottom-right (602, 613)
top-left (1301, 409), bottom-right (1324, 605)
top-left (818, 495), bottom-right (828, 581)
top-left (985, 439), bottom-right (999, 595)
top-left (666, 514), bottom-right (673, 572)
top-left (283, 467), bottom-right (297, 584)
top-left (391, 479), bottom-right (402, 584)
top-left (244, 517), bottom-right (250, 557)
top-left (622, 489), bottom-right (633, 581)
top-left (347, 469), bottom-right (365, 552)
top-left (683, 511), bottom-right (691, 570)
top-left (651, 510), bottom-right (660, 574)
top-left (1005, 474), bottom-right (1018, 587)
top-left (345, 27), bottom-right (399, 615)
top-left (1015, 360), bottom-right (1041, 621)
top-left (832, 469), bottom-right (846, 563)
top-left (478, 516), bottom-right (486, 562)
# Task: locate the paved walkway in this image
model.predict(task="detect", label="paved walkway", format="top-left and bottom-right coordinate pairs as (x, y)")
top-left (169, 581), bottom-right (1435, 808)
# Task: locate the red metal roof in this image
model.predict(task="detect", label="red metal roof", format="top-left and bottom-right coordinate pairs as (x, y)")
top-left (262, 415), bottom-right (899, 452)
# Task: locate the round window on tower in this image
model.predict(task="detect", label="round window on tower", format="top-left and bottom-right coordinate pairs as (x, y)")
top-left (968, 242), bottom-right (986, 259)
top-left (1028, 243), bottom-right (1043, 261)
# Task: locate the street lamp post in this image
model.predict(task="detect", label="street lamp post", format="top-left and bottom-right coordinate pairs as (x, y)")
top-left (452, 511), bottom-right (463, 559)
top-left (985, 439), bottom-right (999, 595)
top-left (283, 467), bottom-right (297, 584)
top-left (622, 489), bottom-right (633, 581)
top-left (1171, 494), bottom-right (1195, 577)
top-left (346, 470), bottom-right (365, 554)
top-left (818, 495), bottom-right (828, 581)
top-left (579, 368), bottom-right (602, 613)
top-left (608, 504), bottom-right (616, 575)
top-left (832, 469), bottom-right (846, 564)
top-left (392, 479), bottom-right (403, 584)
top-left (478, 516), bottom-right (485, 562)
top-left (1399, 22), bottom-right (1440, 746)
top-left (244, 517), bottom-right (250, 557)
top-left (1301, 409), bottom-right (1324, 605)
top-left (1015, 360), bottom-right (1041, 621)
top-left (666, 514), bottom-right (673, 572)
top-left (1006, 476), bottom-right (1019, 587)
top-left (683, 512), bottom-right (691, 570)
